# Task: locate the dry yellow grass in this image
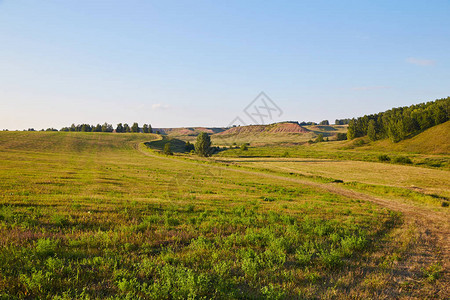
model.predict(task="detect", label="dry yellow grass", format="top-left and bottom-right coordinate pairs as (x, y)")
top-left (217, 157), bottom-right (450, 198)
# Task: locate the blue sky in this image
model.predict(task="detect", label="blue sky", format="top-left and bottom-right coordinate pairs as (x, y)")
top-left (1, 0), bottom-right (449, 129)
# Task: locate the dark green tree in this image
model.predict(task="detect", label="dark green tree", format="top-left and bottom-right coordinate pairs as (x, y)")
top-left (163, 142), bottom-right (173, 155)
top-left (80, 124), bottom-right (91, 132)
top-left (185, 141), bottom-right (195, 152)
top-left (93, 124), bottom-right (101, 132)
top-left (131, 122), bottom-right (139, 133)
top-left (123, 123), bottom-right (131, 133)
top-left (101, 123), bottom-right (113, 132)
top-left (315, 133), bottom-right (324, 143)
top-left (142, 124), bottom-right (149, 133)
top-left (347, 119), bottom-right (356, 140)
top-left (116, 123), bottom-right (124, 133)
top-left (195, 132), bottom-right (211, 157)
top-left (367, 119), bottom-right (377, 141)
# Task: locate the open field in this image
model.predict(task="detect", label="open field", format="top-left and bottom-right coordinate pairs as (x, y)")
top-left (0, 132), bottom-right (448, 299)
top-left (213, 157), bottom-right (450, 201)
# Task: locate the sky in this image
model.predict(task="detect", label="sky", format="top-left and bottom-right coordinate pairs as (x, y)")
top-left (0, 0), bottom-right (449, 130)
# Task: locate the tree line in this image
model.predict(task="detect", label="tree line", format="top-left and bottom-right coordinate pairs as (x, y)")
top-left (335, 118), bottom-right (351, 125)
top-left (347, 97), bottom-right (449, 142)
top-left (59, 123), bottom-right (153, 133)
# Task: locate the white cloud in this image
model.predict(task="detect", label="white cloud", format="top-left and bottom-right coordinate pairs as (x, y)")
top-left (151, 103), bottom-right (170, 110)
top-left (350, 86), bottom-right (391, 91)
top-left (406, 57), bottom-right (436, 66)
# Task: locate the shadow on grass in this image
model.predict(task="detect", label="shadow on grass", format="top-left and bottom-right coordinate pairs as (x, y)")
top-left (145, 137), bottom-right (187, 153)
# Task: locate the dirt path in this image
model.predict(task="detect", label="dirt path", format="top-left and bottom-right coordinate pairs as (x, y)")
top-left (137, 144), bottom-right (449, 289)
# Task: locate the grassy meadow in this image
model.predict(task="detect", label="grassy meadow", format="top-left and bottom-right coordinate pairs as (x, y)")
top-left (0, 131), bottom-right (448, 299)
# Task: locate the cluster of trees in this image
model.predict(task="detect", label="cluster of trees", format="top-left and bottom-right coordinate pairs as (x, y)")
top-left (60, 123), bottom-right (113, 132)
top-left (335, 119), bottom-right (351, 125)
top-left (163, 133), bottom-right (213, 157)
top-left (299, 121), bottom-right (316, 125)
top-left (319, 120), bottom-right (329, 125)
top-left (307, 133), bottom-right (329, 144)
top-left (60, 123), bottom-right (152, 133)
top-left (347, 97), bottom-right (449, 142)
top-left (26, 128), bottom-right (58, 132)
top-left (115, 123), bottom-right (152, 133)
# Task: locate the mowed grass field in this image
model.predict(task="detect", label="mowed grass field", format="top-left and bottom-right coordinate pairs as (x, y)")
top-left (0, 132), bottom-right (448, 299)
top-left (215, 157), bottom-right (450, 201)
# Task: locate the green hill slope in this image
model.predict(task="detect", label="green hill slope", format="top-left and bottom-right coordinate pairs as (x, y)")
top-left (361, 121), bottom-right (450, 155)
top-left (0, 131), bottom-right (158, 153)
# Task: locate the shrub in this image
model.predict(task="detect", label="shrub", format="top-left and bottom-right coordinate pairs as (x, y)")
top-left (163, 143), bottom-right (173, 155)
top-left (240, 144), bottom-right (248, 151)
top-left (353, 139), bottom-right (366, 146)
top-left (336, 133), bottom-right (347, 140)
top-left (315, 134), bottom-right (324, 143)
top-left (184, 141), bottom-right (195, 152)
top-left (378, 154), bottom-right (391, 162)
top-left (393, 156), bottom-right (413, 164)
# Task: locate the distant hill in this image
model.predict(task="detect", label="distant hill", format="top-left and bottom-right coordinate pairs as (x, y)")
top-left (361, 121), bottom-right (450, 155)
top-left (153, 127), bottom-right (226, 136)
top-left (209, 122), bottom-right (350, 145)
top-left (217, 122), bottom-right (309, 136)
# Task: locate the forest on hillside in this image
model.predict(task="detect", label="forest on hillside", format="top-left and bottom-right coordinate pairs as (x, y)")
top-left (347, 97), bottom-right (449, 142)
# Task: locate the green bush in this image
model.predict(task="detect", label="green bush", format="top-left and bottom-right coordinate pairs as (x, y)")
top-left (353, 139), bottom-right (366, 147)
top-left (336, 133), bottom-right (347, 141)
top-left (163, 143), bottom-right (173, 155)
top-left (184, 141), bottom-right (195, 152)
top-left (378, 154), bottom-right (391, 162)
top-left (393, 156), bottom-right (413, 164)
top-left (315, 134), bottom-right (324, 143)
